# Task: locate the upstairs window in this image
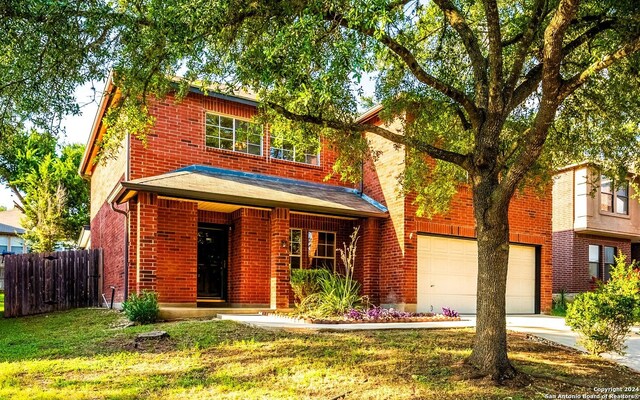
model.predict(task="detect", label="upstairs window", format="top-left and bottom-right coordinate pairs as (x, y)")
top-left (205, 113), bottom-right (263, 156)
top-left (270, 132), bottom-right (320, 165)
top-left (600, 176), bottom-right (628, 215)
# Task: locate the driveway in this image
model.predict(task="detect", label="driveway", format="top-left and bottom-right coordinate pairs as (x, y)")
top-left (219, 313), bottom-right (640, 373)
top-left (504, 315), bottom-right (640, 373)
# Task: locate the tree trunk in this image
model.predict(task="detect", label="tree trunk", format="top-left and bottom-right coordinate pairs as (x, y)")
top-left (467, 172), bottom-right (517, 381)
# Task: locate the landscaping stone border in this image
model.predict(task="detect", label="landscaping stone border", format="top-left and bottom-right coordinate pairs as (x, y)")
top-left (259, 312), bottom-right (461, 324)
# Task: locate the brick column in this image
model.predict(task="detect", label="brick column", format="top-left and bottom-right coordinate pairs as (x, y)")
top-left (360, 218), bottom-right (381, 304)
top-left (136, 192), bottom-right (158, 293)
top-left (270, 208), bottom-right (290, 309)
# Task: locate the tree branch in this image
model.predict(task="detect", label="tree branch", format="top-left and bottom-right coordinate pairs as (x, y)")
top-left (559, 36), bottom-right (640, 100)
top-left (9, 185), bottom-right (25, 209)
top-left (267, 102), bottom-right (470, 168)
top-left (324, 11), bottom-right (481, 128)
top-left (433, 0), bottom-right (488, 102)
top-left (500, 0), bottom-right (580, 199)
top-left (483, 0), bottom-right (505, 112)
top-left (508, 18), bottom-right (616, 111)
top-left (504, 0), bottom-right (547, 102)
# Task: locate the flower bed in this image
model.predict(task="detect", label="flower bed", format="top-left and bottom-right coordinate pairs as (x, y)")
top-left (262, 307), bottom-right (461, 324)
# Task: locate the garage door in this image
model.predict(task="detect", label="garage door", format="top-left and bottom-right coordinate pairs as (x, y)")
top-left (417, 235), bottom-right (536, 314)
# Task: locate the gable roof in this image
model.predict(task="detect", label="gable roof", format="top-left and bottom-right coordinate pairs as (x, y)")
top-left (109, 165), bottom-right (388, 218)
top-left (0, 209), bottom-right (25, 235)
top-left (79, 75), bottom-right (261, 178)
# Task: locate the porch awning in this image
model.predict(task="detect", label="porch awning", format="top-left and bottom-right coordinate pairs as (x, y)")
top-left (109, 165), bottom-right (388, 218)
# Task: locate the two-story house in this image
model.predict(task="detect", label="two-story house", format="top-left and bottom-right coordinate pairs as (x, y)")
top-left (552, 164), bottom-right (639, 295)
top-left (81, 78), bottom-right (552, 315)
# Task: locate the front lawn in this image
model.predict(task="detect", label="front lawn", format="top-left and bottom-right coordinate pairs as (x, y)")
top-left (0, 309), bottom-right (638, 399)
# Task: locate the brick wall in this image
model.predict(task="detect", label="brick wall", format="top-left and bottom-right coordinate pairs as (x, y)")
top-left (129, 92), bottom-right (349, 187)
top-left (89, 134), bottom-right (127, 303)
top-left (91, 201), bottom-right (127, 303)
top-left (407, 186), bottom-right (553, 312)
top-left (553, 231), bottom-right (631, 293)
top-left (552, 169), bottom-right (574, 232)
top-left (362, 121), bottom-right (407, 307)
top-left (156, 199), bottom-right (198, 303)
top-left (229, 208), bottom-right (271, 305)
top-left (362, 113), bottom-right (553, 312)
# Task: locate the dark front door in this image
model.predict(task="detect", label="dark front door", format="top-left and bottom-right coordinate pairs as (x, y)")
top-left (197, 225), bottom-right (228, 300)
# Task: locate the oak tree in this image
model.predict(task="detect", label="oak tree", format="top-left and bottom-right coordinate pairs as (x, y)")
top-left (3, 0), bottom-right (640, 381)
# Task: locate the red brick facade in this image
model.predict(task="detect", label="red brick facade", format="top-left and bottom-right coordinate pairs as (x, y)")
top-left (90, 201), bottom-right (127, 303)
top-left (553, 231), bottom-right (631, 293)
top-left (86, 86), bottom-right (553, 313)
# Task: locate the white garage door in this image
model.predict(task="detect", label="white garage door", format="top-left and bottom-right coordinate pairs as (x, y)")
top-left (417, 235), bottom-right (536, 314)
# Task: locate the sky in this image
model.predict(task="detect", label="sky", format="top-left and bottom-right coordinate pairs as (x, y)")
top-left (0, 81), bottom-right (104, 209)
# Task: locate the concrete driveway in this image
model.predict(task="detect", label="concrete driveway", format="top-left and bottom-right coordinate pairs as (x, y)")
top-left (219, 313), bottom-right (640, 373)
top-left (503, 315), bottom-right (640, 373)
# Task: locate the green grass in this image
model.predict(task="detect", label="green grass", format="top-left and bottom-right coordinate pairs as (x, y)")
top-left (551, 307), bottom-right (567, 317)
top-left (0, 309), bottom-right (638, 399)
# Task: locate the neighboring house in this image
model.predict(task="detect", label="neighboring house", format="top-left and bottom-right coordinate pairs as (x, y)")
top-left (81, 78), bottom-right (552, 314)
top-left (77, 225), bottom-right (91, 250)
top-left (552, 164), bottom-right (639, 295)
top-left (0, 208), bottom-right (27, 290)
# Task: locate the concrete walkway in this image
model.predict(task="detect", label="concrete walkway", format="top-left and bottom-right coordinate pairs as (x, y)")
top-left (218, 313), bottom-right (640, 373)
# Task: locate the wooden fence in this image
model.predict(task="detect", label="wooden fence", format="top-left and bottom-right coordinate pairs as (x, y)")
top-left (3, 249), bottom-right (102, 317)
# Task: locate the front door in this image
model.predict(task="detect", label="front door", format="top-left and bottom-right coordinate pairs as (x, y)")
top-left (197, 224), bottom-right (228, 300)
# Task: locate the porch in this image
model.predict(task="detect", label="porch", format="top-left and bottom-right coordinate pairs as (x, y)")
top-left (109, 165), bottom-right (388, 311)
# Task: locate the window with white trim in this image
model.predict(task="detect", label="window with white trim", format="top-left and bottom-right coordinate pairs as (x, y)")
top-left (0, 237), bottom-right (7, 254)
top-left (588, 244), bottom-right (600, 279)
top-left (270, 132), bottom-right (320, 165)
top-left (307, 231), bottom-right (335, 270)
top-left (205, 113), bottom-right (263, 155)
top-left (290, 229), bottom-right (302, 269)
top-left (604, 246), bottom-right (616, 281)
top-left (600, 176), bottom-right (628, 215)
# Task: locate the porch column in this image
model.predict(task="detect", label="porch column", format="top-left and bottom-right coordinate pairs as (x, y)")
top-left (136, 192), bottom-right (158, 293)
top-left (270, 208), bottom-right (290, 309)
top-left (360, 218), bottom-right (381, 304)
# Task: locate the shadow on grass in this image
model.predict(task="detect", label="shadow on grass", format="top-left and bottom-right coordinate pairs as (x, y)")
top-left (1, 309), bottom-right (639, 399)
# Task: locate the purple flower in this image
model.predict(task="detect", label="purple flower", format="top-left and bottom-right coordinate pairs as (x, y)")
top-left (442, 307), bottom-right (459, 318)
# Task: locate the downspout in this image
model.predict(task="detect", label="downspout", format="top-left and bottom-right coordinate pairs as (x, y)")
top-left (111, 201), bottom-right (129, 302)
top-left (110, 133), bottom-right (132, 301)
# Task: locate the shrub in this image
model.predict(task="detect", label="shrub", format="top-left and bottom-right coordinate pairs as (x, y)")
top-left (299, 271), bottom-right (364, 317)
top-left (297, 227), bottom-right (364, 317)
top-left (566, 255), bottom-right (640, 355)
top-left (122, 291), bottom-right (160, 324)
top-left (290, 268), bottom-right (329, 305)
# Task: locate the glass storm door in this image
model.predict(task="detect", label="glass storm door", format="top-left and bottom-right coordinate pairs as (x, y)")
top-left (197, 225), bottom-right (228, 300)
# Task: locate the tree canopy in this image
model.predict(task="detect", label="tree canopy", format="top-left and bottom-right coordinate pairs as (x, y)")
top-left (0, 130), bottom-right (89, 249)
top-left (2, 0), bottom-right (640, 381)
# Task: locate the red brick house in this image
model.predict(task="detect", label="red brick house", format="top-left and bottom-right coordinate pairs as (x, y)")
top-left (81, 79), bottom-right (552, 314)
top-left (552, 164), bottom-right (639, 295)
